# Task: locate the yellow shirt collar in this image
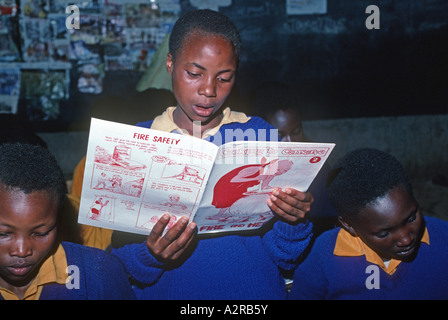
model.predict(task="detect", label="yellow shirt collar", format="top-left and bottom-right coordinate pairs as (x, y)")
top-left (333, 227), bottom-right (430, 275)
top-left (150, 106), bottom-right (251, 138)
top-left (0, 243), bottom-right (68, 300)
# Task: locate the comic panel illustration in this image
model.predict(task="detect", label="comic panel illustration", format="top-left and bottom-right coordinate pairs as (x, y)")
top-left (86, 195), bottom-right (115, 223)
top-left (91, 163), bottom-right (145, 198)
top-left (94, 144), bottom-right (147, 171)
top-left (148, 155), bottom-right (206, 187)
top-left (135, 188), bottom-right (198, 232)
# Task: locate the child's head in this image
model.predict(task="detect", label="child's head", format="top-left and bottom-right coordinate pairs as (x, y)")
top-left (0, 143), bottom-right (67, 289)
top-left (168, 9), bottom-right (241, 64)
top-left (267, 108), bottom-right (303, 142)
top-left (252, 82), bottom-right (304, 142)
top-left (166, 9), bottom-right (241, 133)
top-left (327, 148), bottom-right (425, 261)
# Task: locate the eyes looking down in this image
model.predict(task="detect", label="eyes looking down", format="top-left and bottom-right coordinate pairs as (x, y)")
top-left (0, 188), bottom-right (58, 289)
top-left (341, 186), bottom-right (424, 261)
top-left (168, 32), bottom-right (238, 133)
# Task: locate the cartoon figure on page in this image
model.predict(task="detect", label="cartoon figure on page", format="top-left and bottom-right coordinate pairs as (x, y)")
top-left (208, 158), bottom-right (293, 223)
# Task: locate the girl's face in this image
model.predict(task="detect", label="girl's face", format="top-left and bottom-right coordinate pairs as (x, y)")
top-left (341, 186), bottom-right (424, 261)
top-left (167, 32), bottom-right (238, 135)
top-left (0, 188), bottom-right (58, 295)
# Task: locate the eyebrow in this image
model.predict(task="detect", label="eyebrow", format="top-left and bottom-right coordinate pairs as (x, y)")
top-left (374, 209), bottom-right (418, 233)
top-left (0, 222), bottom-right (57, 231)
top-left (190, 62), bottom-right (234, 74)
top-left (32, 223), bottom-right (57, 231)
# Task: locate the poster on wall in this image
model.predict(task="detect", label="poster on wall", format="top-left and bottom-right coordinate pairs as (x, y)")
top-left (0, 0), bottom-right (17, 15)
top-left (20, 66), bottom-right (69, 120)
top-left (0, 0), bottom-right (182, 124)
top-left (190, 0), bottom-right (231, 10)
top-left (0, 22), bottom-right (20, 62)
top-left (286, 0), bottom-right (327, 15)
top-left (77, 58), bottom-right (104, 94)
top-left (0, 67), bottom-right (20, 114)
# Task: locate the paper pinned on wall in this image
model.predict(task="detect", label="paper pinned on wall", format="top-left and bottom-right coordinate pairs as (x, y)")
top-left (286, 0), bottom-right (327, 15)
top-left (190, 0), bottom-right (231, 11)
top-left (0, 67), bottom-right (20, 114)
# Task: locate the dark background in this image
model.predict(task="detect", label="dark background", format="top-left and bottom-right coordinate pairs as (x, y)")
top-left (14, 0), bottom-right (448, 131)
top-left (223, 0), bottom-right (448, 120)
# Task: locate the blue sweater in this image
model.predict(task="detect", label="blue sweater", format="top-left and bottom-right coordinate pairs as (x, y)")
top-left (112, 116), bottom-right (314, 299)
top-left (0, 242), bottom-right (135, 300)
top-left (289, 216), bottom-right (448, 300)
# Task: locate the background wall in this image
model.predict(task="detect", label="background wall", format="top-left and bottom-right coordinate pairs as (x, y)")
top-left (6, 0), bottom-right (446, 130)
top-left (218, 0), bottom-right (448, 120)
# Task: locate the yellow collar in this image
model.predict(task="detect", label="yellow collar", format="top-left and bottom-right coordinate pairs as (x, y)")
top-left (333, 227), bottom-right (430, 275)
top-left (150, 106), bottom-right (251, 138)
top-left (0, 243), bottom-right (68, 300)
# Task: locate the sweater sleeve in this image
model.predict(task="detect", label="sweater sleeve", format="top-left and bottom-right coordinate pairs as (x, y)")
top-left (94, 250), bottom-right (137, 300)
top-left (261, 218), bottom-right (313, 271)
top-left (288, 232), bottom-right (330, 300)
top-left (61, 242), bottom-right (136, 300)
top-left (111, 242), bottom-right (165, 285)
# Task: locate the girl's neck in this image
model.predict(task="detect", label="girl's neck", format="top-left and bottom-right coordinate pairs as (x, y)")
top-left (173, 107), bottom-right (224, 138)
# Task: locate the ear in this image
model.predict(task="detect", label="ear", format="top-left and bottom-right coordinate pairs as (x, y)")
top-left (338, 216), bottom-right (358, 237)
top-left (166, 53), bottom-right (174, 75)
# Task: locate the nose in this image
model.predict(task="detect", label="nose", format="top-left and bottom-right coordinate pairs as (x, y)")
top-left (198, 77), bottom-right (217, 97)
top-left (281, 135), bottom-right (292, 142)
top-left (9, 238), bottom-right (33, 258)
top-left (395, 228), bottom-right (413, 248)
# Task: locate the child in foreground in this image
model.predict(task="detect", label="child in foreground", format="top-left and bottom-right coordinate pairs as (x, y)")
top-left (289, 148), bottom-right (448, 299)
top-left (111, 9), bottom-right (314, 299)
top-left (0, 143), bottom-right (135, 300)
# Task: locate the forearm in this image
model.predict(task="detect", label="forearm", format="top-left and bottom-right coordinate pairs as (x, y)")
top-left (111, 242), bottom-right (165, 285)
top-left (262, 217), bottom-right (313, 271)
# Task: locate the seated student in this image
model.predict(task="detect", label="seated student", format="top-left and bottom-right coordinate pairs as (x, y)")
top-left (252, 82), bottom-right (338, 236)
top-left (0, 143), bottom-right (135, 300)
top-left (289, 148), bottom-right (448, 300)
top-left (251, 82), bottom-right (305, 143)
top-left (111, 9), bottom-right (314, 300)
top-left (251, 83), bottom-right (337, 291)
top-left (0, 114), bottom-right (84, 245)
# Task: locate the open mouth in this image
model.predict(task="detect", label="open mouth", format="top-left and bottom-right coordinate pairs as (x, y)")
top-left (193, 104), bottom-right (215, 117)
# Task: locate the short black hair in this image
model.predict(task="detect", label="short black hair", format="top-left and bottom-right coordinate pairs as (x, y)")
top-left (0, 143), bottom-right (67, 210)
top-left (327, 148), bottom-right (413, 220)
top-left (169, 9), bottom-right (242, 64)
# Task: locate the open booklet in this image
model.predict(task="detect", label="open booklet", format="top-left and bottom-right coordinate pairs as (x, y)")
top-left (78, 118), bottom-right (335, 235)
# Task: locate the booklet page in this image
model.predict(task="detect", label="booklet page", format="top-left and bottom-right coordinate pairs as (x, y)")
top-left (78, 118), bottom-right (217, 235)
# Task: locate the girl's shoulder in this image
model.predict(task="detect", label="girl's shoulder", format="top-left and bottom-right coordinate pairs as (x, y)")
top-left (136, 119), bottom-right (154, 128)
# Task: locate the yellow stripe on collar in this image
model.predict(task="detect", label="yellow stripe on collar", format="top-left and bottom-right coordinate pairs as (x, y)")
top-left (150, 106), bottom-right (250, 138)
top-left (333, 227), bottom-right (429, 275)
